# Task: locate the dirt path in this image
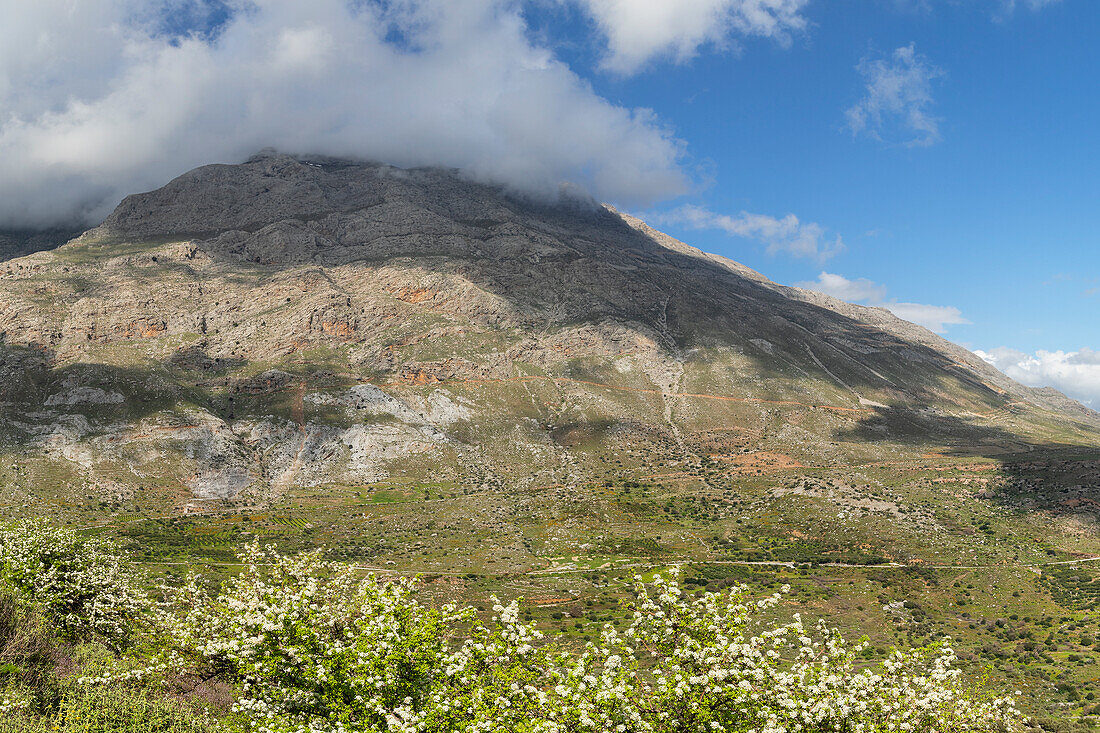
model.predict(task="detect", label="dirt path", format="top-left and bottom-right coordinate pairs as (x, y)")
top-left (526, 555), bottom-right (1100, 576)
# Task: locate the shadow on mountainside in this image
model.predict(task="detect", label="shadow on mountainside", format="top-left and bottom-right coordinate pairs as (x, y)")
top-left (833, 403), bottom-right (1100, 517)
top-left (837, 407), bottom-right (1057, 455)
top-left (0, 228), bottom-right (84, 263)
top-left (0, 340), bottom-right (221, 437)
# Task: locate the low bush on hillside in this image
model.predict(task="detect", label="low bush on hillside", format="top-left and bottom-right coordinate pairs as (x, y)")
top-left (0, 687), bottom-right (211, 733)
top-left (0, 522), bottom-right (1021, 732)
top-left (54, 686), bottom-right (213, 733)
top-left (0, 521), bottom-right (148, 645)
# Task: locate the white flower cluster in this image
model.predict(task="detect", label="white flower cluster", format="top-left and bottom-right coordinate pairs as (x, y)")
top-left (0, 689), bottom-right (30, 715)
top-left (77, 656), bottom-right (174, 687)
top-left (0, 521), bottom-right (149, 644)
top-left (140, 547), bottom-right (1021, 733)
top-left (156, 543), bottom-right (467, 733)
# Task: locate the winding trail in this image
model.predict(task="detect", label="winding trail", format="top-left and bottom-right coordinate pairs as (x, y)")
top-left (133, 555), bottom-right (1100, 577)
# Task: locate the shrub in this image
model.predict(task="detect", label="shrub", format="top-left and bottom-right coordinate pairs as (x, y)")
top-left (129, 545), bottom-right (1022, 733)
top-left (0, 522), bottom-right (149, 645)
top-left (0, 586), bottom-right (57, 691)
top-left (0, 685), bottom-right (32, 717)
top-left (153, 544), bottom-right (456, 732)
top-left (0, 712), bottom-right (46, 733)
top-left (52, 686), bottom-right (212, 733)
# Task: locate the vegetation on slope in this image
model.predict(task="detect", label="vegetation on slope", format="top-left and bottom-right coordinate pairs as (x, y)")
top-left (0, 521), bottom-right (1020, 733)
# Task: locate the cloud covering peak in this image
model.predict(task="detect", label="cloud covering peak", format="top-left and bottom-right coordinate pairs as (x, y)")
top-left (0, 0), bottom-right (694, 228)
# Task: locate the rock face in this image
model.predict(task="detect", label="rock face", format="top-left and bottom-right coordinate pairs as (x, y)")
top-left (0, 152), bottom-right (1097, 508)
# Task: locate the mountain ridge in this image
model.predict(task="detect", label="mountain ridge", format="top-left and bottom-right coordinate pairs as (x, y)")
top-left (68, 152), bottom-right (1095, 421)
top-left (614, 207), bottom-right (1096, 420)
top-left (1, 152), bottom-right (1097, 514)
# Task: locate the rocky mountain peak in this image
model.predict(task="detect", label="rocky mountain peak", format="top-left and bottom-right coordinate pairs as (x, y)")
top-left (0, 154), bottom-right (1096, 513)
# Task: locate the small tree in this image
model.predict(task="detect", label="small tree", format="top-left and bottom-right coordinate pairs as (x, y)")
top-left (158, 544), bottom-right (461, 732)
top-left (0, 522), bottom-right (149, 646)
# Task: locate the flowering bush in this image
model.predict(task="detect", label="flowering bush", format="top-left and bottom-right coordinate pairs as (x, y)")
top-left (155, 544), bottom-right (459, 733)
top-left (144, 546), bottom-right (1021, 733)
top-left (0, 521), bottom-right (149, 645)
top-left (0, 687), bottom-right (30, 715)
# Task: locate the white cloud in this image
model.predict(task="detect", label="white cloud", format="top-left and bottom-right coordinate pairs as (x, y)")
top-left (650, 204), bottom-right (844, 261)
top-left (845, 43), bottom-right (943, 147)
top-left (797, 271), bottom-right (969, 334)
top-left (574, 0), bottom-right (809, 75)
top-left (882, 302), bottom-right (969, 334)
top-left (797, 271), bottom-right (887, 302)
top-left (976, 347), bottom-right (1100, 407)
top-left (1069, 349), bottom-right (1100, 366)
top-left (0, 0), bottom-right (692, 229)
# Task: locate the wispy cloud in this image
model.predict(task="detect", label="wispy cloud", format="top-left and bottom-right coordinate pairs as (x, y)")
top-left (573, 0), bottom-right (810, 75)
top-left (797, 271), bottom-right (969, 334)
top-left (891, 0), bottom-right (1062, 18)
top-left (882, 302), bottom-right (969, 334)
top-left (845, 43), bottom-right (944, 147)
top-left (998, 0), bottom-right (1063, 14)
top-left (976, 347), bottom-right (1100, 407)
top-left (650, 204), bottom-right (844, 261)
top-left (1042, 272), bottom-right (1099, 297)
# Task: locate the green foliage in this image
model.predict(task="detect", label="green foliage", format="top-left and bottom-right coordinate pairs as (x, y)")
top-left (1040, 565), bottom-right (1100, 610)
top-left (0, 714), bottom-right (48, 733)
top-left (0, 584), bottom-right (63, 714)
top-left (0, 529), bottom-right (1028, 732)
top-left (52, 686), bottom-right (212, 733)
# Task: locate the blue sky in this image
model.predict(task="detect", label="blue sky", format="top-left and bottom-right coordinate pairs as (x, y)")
top-left (0, 0), bottom-right (1096, 403)
top-left (527, 0), bottom-right (1100, 403)
top-left (567, 0), bottom-right (1098, 355)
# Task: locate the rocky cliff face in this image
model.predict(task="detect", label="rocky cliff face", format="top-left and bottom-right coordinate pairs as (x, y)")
top-left (1, 153), bottom-right (1097, 511)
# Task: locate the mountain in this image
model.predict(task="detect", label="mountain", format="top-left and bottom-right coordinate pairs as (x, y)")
top-left (5, 153), bottom-right (1100, 715)
top-left (2, 152), bottom-right (1096, 503)
top-left (2, 152), bottom-right (1098, 501)
top-left (0, 153), bottom-right (1097, 529)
